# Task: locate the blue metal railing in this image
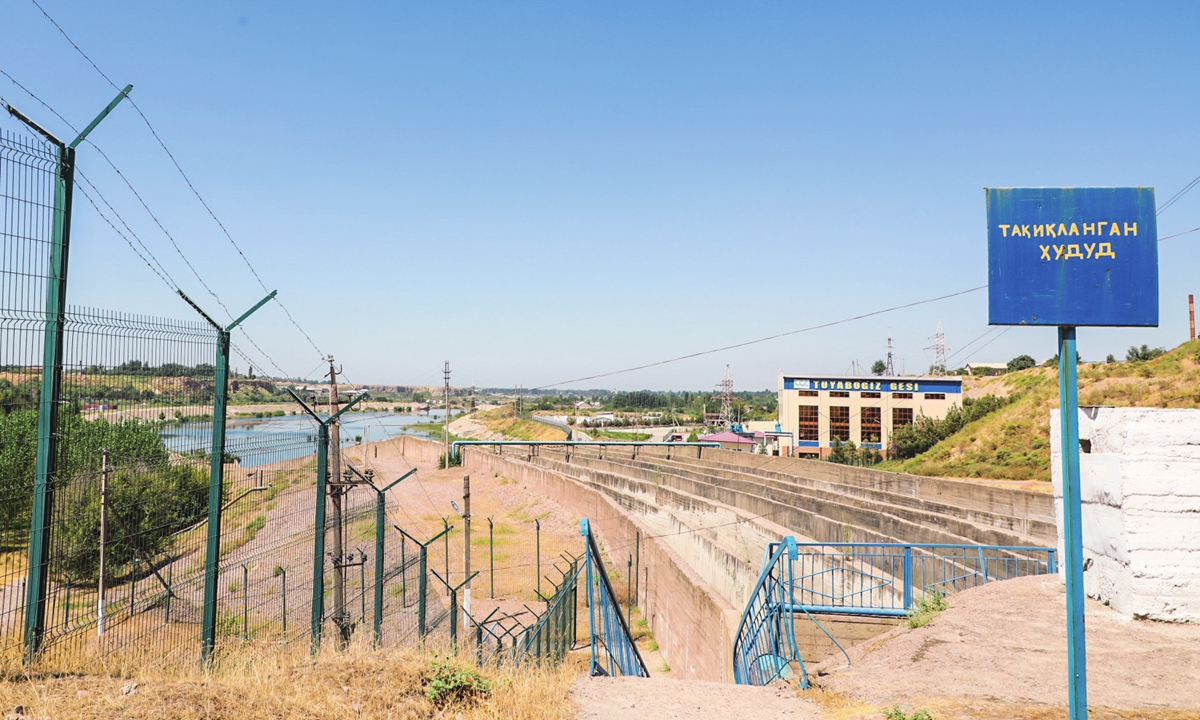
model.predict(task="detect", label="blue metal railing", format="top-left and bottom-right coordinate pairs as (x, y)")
top-left (789, 542), bottom-right (1056, 617)
top-left (733, 537), bottom-right (807, 687)
top-left (581, 519), bottom-right (649, 678)
top-left (734, 539), bottom-right (1057, 685)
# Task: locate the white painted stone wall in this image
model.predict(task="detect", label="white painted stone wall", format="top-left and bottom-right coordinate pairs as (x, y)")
top-left (1050, 407), bottom-right (1200, 622)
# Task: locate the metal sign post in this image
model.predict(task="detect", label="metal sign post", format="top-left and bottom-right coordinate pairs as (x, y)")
top-left (987, 187), bottom-right (1159, 720)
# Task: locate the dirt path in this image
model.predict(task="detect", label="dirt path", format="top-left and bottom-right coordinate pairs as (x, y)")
top-left (818, 575), bottom-right (1200, 716)
top-left (571, 676), bottom-right (821, 720)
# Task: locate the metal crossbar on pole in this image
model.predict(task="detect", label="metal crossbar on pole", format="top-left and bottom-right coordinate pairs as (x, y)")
top-left (184, 289), bottom-right (277, 665)
top-left (345, 463), bottom-right (414, 647)
top-left (395, 524), bottom-right (453, 639)
top-left (288, 387), bottom-right (367, 654)
top-left (12, 85), bottom-right (131, 660)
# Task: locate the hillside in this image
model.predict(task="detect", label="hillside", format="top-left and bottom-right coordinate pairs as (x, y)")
top-left (884, 339), bottom-right (1200, 483)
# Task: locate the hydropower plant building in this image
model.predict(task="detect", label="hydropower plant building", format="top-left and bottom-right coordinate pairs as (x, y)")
top-left (777, 374), bottom-right (963, 458)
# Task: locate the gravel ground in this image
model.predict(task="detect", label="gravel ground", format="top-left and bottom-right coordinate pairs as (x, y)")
top-left (571, 676), bottom-right (821, 720)
top-left (818, 575), bottom-right (1200, 713)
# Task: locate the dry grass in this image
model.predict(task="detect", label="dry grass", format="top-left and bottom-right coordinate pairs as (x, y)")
top-left (0, 638), bottom-right (582, 720)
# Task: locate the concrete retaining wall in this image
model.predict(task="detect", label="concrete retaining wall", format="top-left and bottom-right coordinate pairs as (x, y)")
top-left (1051, 407), bottom-right (1200, 622)
top-left (399, 437), bottom-right (738, 681)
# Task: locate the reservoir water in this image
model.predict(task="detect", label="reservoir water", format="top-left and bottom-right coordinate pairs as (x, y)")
top-left (160, 409), bottom-right (460, 468)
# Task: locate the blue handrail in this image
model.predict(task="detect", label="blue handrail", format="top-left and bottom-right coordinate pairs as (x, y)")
top-left (580, 519), bottom-right (649, 678)
top-left (735, 539), bottom-right (1057, 685)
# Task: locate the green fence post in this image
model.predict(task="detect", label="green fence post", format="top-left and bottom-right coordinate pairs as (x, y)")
top-left (634, 533), bottom-right (640, 606)
top-left (186, 288), bottom-right (276, 665)
top-left (627, 555), bottom-right (632, 619)
top-left (401, 536), bottom-right (408, 606)
top-left (488, 517), bottom-right (494, 599)
top-left (165, 560), bottom-right (173, 624)
top-left (535, 519), bottom-right (541, 598)
top-left (280, 568), bottom-right (287, 637)
top-left (312, 422), bottom-right (329, 652)
top-left (418, 545), bottom-right (427, 639)
top-left (374, 489), bottom-right (385, 648)
top-left (449, 586), bottom-right (458, 645)
top-left (15, 85), bottom-right (130, 660)
top-left (200, 326), bottom-right (231, 660)
top-left (242, 564), bottom-right (249, 641)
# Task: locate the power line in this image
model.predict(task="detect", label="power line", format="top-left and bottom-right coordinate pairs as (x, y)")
top-left (1159, 226), bottom-right (1200, 242)
top-left (3, 67), bottom-right (295, 379)
top-left (534, 285), bottom-right (987, 389)
top-left (28, 0), bottom-right (325, 361)
top-left (1157, 175), bottom-right (1200, 216)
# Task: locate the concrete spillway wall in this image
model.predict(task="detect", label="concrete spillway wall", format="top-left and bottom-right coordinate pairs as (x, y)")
top-left (398, 436), bottom-right (1058, 680)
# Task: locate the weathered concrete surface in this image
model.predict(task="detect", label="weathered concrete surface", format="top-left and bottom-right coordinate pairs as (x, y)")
top-left (391, 437), bottom-right (740, 682)
top-left (1051, 407), bottom-right (1200, 622)
top-left (398, 436), bottom-right (1059, 681)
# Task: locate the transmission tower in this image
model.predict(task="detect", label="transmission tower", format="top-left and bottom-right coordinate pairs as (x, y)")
top-left (886, 332), bottom-right (895, 376)
top-left (717, 365), bottom-right (734, 430)
top-left (925, 322), bottom-right (948, 375)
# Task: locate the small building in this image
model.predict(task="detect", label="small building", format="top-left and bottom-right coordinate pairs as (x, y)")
top-left (777, 373), bottom-right (963, 458)
top-left (965, 362), bottom-right (1008, 375)
top-left (698, 431), bottom-right (758, 451)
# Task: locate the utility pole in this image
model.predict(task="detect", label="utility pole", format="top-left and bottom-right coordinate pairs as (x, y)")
top-left (327, 357), bottom-right (350, 647)
top-left (443, 361), bottom-right (451, 465)
top-left (886, 332), bottom-right (896, 376)
top-left (462, 475), bottom-right (472, 620)
top-left (1190, 294), bottom-right (1196, 341)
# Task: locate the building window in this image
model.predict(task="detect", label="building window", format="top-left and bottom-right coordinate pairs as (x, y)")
top-left (798, 405), bottom-right (819, 441)
top-left (830, 406), bottom-right (850, 441)
top-left (797, 390), bottom-right (818, 397)
top-left (893, 407), bottom-right (913, 427)
top-left (830, 391), bottom-right (850, 398)
top-left (861, 406), bottom-right (881, 443)
top-left (861, 392), bottom-right (881, 399)
top-left (894, 392), bottom-right (913, 399)
top-left (924, 393), bottom-right (946, 400)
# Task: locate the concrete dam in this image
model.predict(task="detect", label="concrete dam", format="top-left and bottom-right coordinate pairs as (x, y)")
top-left (398, 437), bottom-right (1056, 682)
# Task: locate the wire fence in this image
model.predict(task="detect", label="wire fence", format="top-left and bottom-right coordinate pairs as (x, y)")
top-left (2, 125), bottom-right (576, 672)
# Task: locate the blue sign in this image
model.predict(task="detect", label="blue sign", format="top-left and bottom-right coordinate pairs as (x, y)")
top-left (782, 377), bottom-right (962, 394)
top-left (987, 187), bottom-right (1158, 326)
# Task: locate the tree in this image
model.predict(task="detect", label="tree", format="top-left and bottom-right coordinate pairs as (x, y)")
top-left (1106, 354), bottom-right (1116, 363)
top-left (1126, 344), bottom-right (1165, 362)
top-left (1007, 355), bottom-right (1036, 372)
top-left (870, 360), bottom-right (887, 376)
top-left (686, 431), bottom-right (699, 443)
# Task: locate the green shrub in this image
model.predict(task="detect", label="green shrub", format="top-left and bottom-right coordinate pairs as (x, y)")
top-left (889, 395), bottom-right (1008, 460)
top-left (425, 655), bottom-right (491, 707)
top-left (884, 707), bottom-right (934, 720)
top-left (906, 590), bottom-right (948, 629)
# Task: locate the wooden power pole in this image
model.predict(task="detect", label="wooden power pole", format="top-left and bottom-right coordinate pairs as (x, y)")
top-left (443, 361), bottom-right (451, 465)
top-left (327, 357), bottom-right (349, 646)
top-left (1190, 294), bottom-right (1196, 341)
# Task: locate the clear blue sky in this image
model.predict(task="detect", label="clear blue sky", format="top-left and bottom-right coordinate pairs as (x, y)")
top-left (3, 2), bottom-right (1199, 391)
